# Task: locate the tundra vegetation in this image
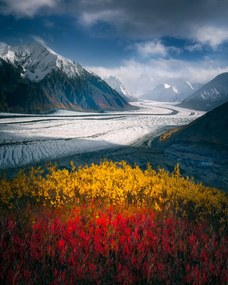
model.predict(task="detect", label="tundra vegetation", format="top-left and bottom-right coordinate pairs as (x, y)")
top-left (0, 161), bottom-right (227, 284)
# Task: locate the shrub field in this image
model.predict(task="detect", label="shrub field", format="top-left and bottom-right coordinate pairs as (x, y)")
top-left (0, 161), bottom-right (227, 284)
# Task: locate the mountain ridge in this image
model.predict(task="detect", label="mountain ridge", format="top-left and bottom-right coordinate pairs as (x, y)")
top-left (152, 101), bottom-right (228, 189)
top-left (0, 41), bottom-right (83, 81)
top-left (0, 41), bottom-right (130, 113)
top-left (158, 101), bottom-right (228, 147)
top-left (104, 76), bottom-right (137, 102)
top-left (179, 72), bottom-right (228, 111)
top-left (142, 81), bottom-right (202, 102)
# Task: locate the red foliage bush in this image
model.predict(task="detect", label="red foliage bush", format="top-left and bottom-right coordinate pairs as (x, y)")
top-left (0, 205), bottom-right (227, 284)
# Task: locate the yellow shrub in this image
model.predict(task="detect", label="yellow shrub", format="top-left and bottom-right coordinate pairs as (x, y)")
top-left (0, 161), bottom-right (227, 226)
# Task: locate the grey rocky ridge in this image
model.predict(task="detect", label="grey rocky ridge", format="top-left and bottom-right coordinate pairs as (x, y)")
top-left (0, 41), bottom-right (131, 113)
top-left (179, 73), bottom-right (228, 111)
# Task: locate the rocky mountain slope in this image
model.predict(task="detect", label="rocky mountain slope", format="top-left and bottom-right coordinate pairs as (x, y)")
top-left (159, 101), bottom-right (228, 147)
top-left (153, 101), bottom-right (228, 189)
top-left (0, 42), bottom-right (130, 113)
top-left (180, 73), bottom-right (228, 111)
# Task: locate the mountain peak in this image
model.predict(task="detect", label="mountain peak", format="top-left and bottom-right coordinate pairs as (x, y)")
top-left (0, 41), bottom-right (83, 82)
top-left (0, 41), bottom-right (130, 113)
top-left (28, 40), bottom-right (55, 54)
top-left (142, 80), bottom-right (202, 102)
top-left (24, 41), bottom-right (58, 61)
top-left (104, 75), bottom-right (134, 99)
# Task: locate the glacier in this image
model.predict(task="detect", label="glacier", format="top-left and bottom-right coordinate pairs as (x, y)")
top-left (0, 101), bottom-right (204, 170)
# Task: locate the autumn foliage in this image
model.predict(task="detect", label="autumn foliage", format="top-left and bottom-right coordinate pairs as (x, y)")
top-left (0, 161), bottom-right (227, 284)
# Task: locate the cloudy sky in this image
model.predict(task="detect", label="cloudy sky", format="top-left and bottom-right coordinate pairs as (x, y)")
top-left (0, 0), bottom-right (228, 95)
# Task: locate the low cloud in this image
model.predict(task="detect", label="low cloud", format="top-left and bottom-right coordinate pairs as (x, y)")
top-left (132, 41), bottom-right (168, 58)
top-left (130, 40), bottom-right (182, 58)
top-left (185, 42), bottom-right (204, 52)
top-left (194, 26), bottom-right (228, 49)
top-left (1, 0), bottom-right (227, 97)
top-left (1, 0), bottom-right (228, 47)
top-left (75, 0), bottom-right (228, 47)
top-left (88, 58), bottom-right (228, 96)
top-left (78, 9), bottom-right (125, 27)
top-left (31, 36), bottom-right (48, 46)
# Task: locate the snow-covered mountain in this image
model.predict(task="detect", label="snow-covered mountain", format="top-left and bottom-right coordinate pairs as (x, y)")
top-left (104, 76), bottom-right (136, 102)
top-left (0, 42), bottom-right (83, 81)
top-left (142, 81), bottom-right (201, 102)
top-left (180, 73), bottom-right (228, 111)
top-left (0, 41), bottom-right (130, 113)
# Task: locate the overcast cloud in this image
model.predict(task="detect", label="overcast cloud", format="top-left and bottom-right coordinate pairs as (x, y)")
top-left (1, 0), bottom-right (228, 95)
top-left (1, 0), bottom-right (228, 45)
top-left (0, 0), bottom-right (58, 17)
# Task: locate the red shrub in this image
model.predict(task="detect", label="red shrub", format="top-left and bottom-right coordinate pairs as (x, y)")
top-left (0, 206), bottom-right (227, 284)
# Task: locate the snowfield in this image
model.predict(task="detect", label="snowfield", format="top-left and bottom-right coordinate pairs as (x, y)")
top-left (0, 101), bottom-right (204, 170)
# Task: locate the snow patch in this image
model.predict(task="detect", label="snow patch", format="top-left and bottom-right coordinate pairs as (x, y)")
top-left (164, 83), bottom-right (171, 89)
top-left (186, 81), bottom-right (194, 90)
top-left (172, 86), bottom-right (178, 94)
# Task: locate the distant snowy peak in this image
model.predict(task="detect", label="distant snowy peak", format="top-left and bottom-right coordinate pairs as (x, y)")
top-left (0, 41), bottom-right (83, 82)
top-left (143, 80), bottom-right (201, 102)
top-left (163, 83), bottom-right (178, 94)
top-left (104, 76), bottom-right (132, 97)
